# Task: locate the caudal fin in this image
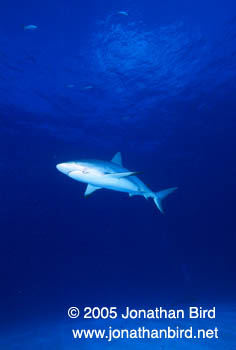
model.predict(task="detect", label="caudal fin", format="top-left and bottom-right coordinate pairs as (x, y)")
top-left (153, 187), bottom-right (178, 213)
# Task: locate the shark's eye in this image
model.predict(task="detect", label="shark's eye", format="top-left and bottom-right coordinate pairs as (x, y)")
top-left (82, 168), bottom-right (89, 174)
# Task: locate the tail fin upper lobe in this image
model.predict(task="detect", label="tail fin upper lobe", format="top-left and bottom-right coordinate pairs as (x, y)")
top-left (153, 187), bottom-right (178, 213)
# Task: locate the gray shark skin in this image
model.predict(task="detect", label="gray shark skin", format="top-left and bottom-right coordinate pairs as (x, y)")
top-left (56, 152), bottom-right (177, 213)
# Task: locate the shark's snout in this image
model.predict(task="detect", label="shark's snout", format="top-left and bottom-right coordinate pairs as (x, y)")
top-left (56, 163), bottom-right (71, 174)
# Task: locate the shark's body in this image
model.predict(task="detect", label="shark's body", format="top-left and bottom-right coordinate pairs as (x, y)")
top-left (56, 152), bottom-right (177, 213)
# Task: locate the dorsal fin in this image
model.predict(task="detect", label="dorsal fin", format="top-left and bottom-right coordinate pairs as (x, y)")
top-left (111, 152), bottom-right (122, 166)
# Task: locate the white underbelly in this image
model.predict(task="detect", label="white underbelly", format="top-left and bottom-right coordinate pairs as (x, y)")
top-left (69, 172), bottom-right (139, 193)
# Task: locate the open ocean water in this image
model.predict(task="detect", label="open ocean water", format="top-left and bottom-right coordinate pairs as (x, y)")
top-left (0, 0), bottom-right (236, 348)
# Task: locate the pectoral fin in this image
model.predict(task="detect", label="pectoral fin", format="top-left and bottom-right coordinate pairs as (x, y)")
top-left (84, 184), bottom-right (101, 197)
top-left (106, 171), bottom-right (141, 179)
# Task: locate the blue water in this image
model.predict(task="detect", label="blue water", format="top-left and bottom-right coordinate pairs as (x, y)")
top-left (1, 0), bottom-right (236, 348)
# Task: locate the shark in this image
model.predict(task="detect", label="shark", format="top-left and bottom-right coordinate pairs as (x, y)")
top-left (56, 152), bottom-right (177, 213)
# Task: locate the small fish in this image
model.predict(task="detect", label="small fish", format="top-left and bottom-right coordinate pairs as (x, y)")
top-left (24, 24), bottom-right (38, 31)
top-left (65, 84), bottom-right (75, 88)
top-left (82, 85), bottom-right (93, 90)
top-left (118, 11), bottom-right (128, 16)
